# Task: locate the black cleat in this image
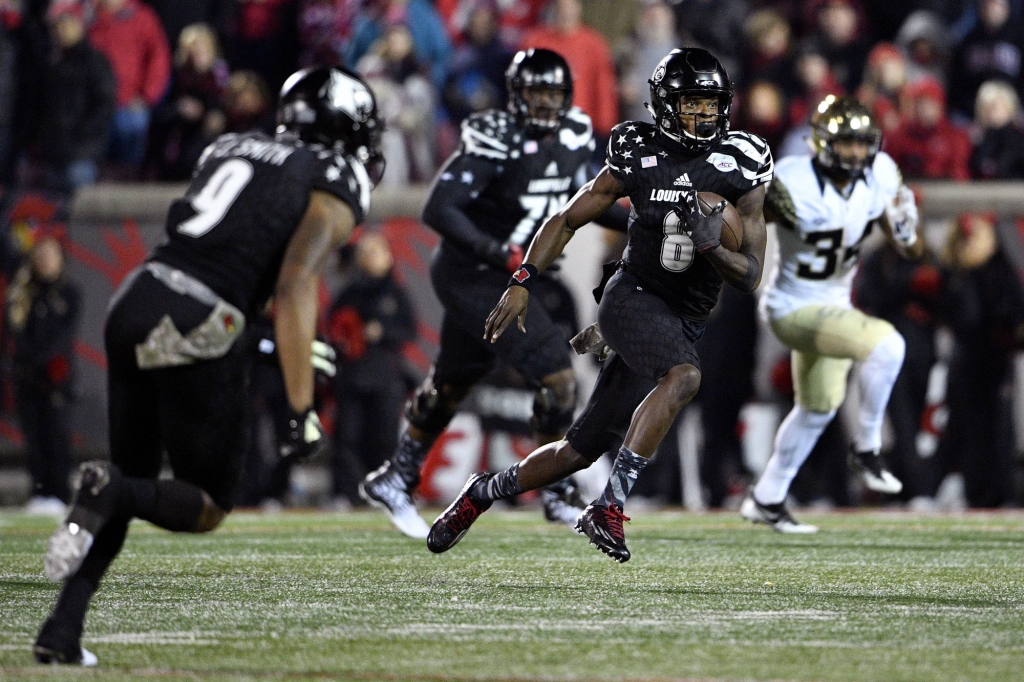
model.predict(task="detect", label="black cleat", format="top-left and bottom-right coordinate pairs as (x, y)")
top-left (575, 503), bottom-right (631, 563)
top-left (45, 461), bottom-right (122, 582)
top-left (740, 495), bottom-right (818, 534)
top-left (359, 462), bottom-right (430, 539)
top-left (849, 447), bottom-right (903, 494)
top-left (427, 473), bottom-right (492, 553)
top-left (33, 618), bottom-right (96, 666)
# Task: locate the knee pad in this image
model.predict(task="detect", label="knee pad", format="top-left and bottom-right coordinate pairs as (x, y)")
top-left (532, 381), bottom-right (577, 436)
top-left (405, 378), bottom-right (464, 434)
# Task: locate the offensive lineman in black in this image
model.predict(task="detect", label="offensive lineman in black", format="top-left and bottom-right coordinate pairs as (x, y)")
top-left (32, 67), bottom-right (383, 665)
top-left (429, 48), bottom-right (773, 562)
top-left (359, 49), bottom-right (627, 538)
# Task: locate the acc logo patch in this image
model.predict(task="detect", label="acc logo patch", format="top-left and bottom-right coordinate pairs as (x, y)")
top-left (707, 153), bottom-right (737, 172)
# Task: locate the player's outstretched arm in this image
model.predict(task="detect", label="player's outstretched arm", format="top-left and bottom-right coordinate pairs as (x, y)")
top-left (484, 167), bottom-right (624, 342)
top-left (275, 190), bottom-right (356, 414)
top-left (701, 185), bottom-right (767, 293)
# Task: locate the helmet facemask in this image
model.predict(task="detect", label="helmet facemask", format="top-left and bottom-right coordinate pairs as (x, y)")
top-left (517, 85), bottom-right (569, 132)
top-left (810, 98), bottom-right (881, 180)
top-left (506, 49), bottom-right (573, 135)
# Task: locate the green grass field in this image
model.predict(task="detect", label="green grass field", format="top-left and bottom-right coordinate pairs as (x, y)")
top-left (2, 509), bottom-right (1024, 681)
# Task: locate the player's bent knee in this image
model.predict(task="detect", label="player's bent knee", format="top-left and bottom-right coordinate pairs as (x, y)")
top-left (533, 370), bottom-right (577, 435)
top-left (553, 439), bottom-right (592, 471)
top-left (660, 364), bottom-right (701, 409)
top-left (405, 377), bottom-right (469, 435)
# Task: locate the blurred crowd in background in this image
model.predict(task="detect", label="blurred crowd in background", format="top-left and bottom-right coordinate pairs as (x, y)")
top-left (0, 0), bottom-right (1023, 514)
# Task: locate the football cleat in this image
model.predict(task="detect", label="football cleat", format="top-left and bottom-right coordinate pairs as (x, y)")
top-left (575, 503), bottom-right (631, 562)
top-left (740, 495), bottom-right (818, 534)
top-left (540, 482), bottom-right (586, 529)
top-left (427, 473), bottom-right (492, 553)
top-left (359, 462), bottom-right (430, 539)
top-left (849, 447), bottom-right (903, 494)
top-left (33, 618), bottom-right (97, 666)
top-left (45, 461), bottom-right (122, 582)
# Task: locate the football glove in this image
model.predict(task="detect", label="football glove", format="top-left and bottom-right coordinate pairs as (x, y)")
top-left (311, 339), bottom-right (337, 377)
top-left (885, 185), bottom-right (919, 248)
top-left (279, 407), bottom-right (327, 462)
top-left (673, 192), bottom-right (725, 253)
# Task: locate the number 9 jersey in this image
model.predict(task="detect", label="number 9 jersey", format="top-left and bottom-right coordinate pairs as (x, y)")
top-left (153, 132), bottom-right (372, 318)
top-left (760, 152), bottom-right (901, 322)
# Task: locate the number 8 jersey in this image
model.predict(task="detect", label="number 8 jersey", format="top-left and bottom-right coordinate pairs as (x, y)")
top-left (760, 152), bottom-right (901, 321)
top-left (153, 132), bottom-right (371, 318)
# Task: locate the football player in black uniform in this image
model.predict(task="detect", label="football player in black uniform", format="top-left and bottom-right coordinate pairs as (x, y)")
top-left (358, 48), bottom-right (628, 538)
top-left (429, 48), bottom-right (773, 562)
top-left (32, 67), bottom-right (383, 665)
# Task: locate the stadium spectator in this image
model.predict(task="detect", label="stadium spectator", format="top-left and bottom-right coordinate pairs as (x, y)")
top-left (297, 0), bottom-right (358, 67)
top-left (436, 0), bottom-right (547, 47)
top-left (895, 10), bottom-right (953, 86)
top-left (327, 233), bottom-right (416, 508)
top-left (581, 0), bottom-right (642, 57)
top-left (88, 0), bottom-right (171, 173)
top-left (855, 241), bottom-right (943, 505)
top-left (618, 1), bottom-right (678, 123)
top-left (856, 42), bottom-right (908, 132)
top-left (145, 0), bottom-right (232, 50)
top-left (356, 23), bottom-right (437, 184)
top-left (949, 0), bottom-right (1024, 119)
top-left (971, 78), bottom-right (1024, 178)
top-left (346, 0), bottom-right (452, 92)
top-left (743, 8), bottom-right (798, 97)
top-left (149, 23), bottom-right (229, 180)
top-left (808, 0), bottom-right (871, 93)
top-left (38, 1), bottom-right (116, 193)
top-left (228, 0), bottom-right (299, 93)
top-left (936, 213), bottom-right (1024, 507)
top-left (520, 0), bottom-right (618, 139)
top-left (222, 69), bottom-right (274, 134)
top-left (736, 81), bottom-right (789, 154)
top-left (0, 0), bottom-right (21, 185)
top-left (787, 42), bottom-right (844, 128)
top-left (670, 0), bottom-right (748, 85)
top-left (442, 2), bottom-right (515, 124)
top-left (884, 77), bottom-right (972, 179)
top-left (7, 234), bottom-right (81, 515)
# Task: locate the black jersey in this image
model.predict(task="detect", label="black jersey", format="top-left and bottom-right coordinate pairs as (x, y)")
top-left (426, 107), bottom-right (596, 264)
top-left (606, 122), bottom-right (773, 320)
top-left (152, 132), bottom-right (370, 317)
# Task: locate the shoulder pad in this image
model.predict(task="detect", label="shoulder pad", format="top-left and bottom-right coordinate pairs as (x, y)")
top-left (606, 120), bottom-right (655, 168)
top-left (713, 130), bottom-right (774, 185)
top-left (461, 110), bottom-right (519, 161)
top-left (559, 107), bottom-right (595, 151)
top-left (871, 151), bottom-right (902, 197)
top-left (309, 150), bottom-right (371, 223)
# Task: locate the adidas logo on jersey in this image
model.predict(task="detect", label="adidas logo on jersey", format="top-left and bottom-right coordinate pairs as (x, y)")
top-left (673, 173), bottom-right (692, 187)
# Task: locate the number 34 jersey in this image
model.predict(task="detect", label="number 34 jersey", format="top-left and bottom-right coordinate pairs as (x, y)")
top-left (606, 121), bottom-right (773, 321)
top-left (152, 132), bottom-right (371, 318)
top-left (760, 152), bottom-right (901, 321)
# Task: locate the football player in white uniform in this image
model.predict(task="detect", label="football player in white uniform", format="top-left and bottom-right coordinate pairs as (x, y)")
top-left (743, 96), bottom-right (924, 533)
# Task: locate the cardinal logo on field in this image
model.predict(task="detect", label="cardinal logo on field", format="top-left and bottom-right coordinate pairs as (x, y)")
top-left (512, 268), bottom-right (530, 283)
top-left (673, 173), bottom-right (692, 187)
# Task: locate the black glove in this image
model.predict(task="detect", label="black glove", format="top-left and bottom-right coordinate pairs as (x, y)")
top-left (279, 407), bottom-right (327, 462)
top-left (673, 192), bottom-right (725, 253)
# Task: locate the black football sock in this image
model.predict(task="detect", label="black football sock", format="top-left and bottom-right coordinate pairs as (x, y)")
top-left (120, 478), bottom-right (205, 532)
top-left (470, 463), bottom-right (522, 503)
top-left (596, 446), bottom-right (649, 509)
top-left (392, 432), bottom-right (429, 489)
top-left (47, 516), bottom-right (130, 635)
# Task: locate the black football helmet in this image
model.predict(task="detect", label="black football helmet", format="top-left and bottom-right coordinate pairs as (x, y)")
top-left (506, 48), bottom-right (573, 133)
top-left (647, 48), bottom-right (733, 152)
top-left (810, 95), bottom-right (881, 178)
top-left (276, 66), bottom-right (386, 186)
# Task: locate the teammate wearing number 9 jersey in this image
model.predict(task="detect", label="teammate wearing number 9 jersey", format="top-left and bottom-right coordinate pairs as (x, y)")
top-left (32, 67), bottom-right (381, 665)
top-left (357, 49), bottom-right (628, 539)
top-left (744, 96), bottom-right (925, 534)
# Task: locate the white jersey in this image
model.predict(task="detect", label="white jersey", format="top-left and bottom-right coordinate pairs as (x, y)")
top-left (760, 152), bottom-right (901, 321)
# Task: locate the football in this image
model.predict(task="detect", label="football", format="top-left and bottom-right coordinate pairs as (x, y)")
top-left (697, 192), bottom-right (743, 252)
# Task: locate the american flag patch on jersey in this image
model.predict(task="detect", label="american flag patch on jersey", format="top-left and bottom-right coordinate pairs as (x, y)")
top-left (641, 156), bottom-right (658, 168)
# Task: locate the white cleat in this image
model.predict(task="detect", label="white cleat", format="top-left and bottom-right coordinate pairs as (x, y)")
top-left (359, 464), bottom-right (430, 539)
top-left (541, 493), bottom-right (584, 530)
top-left (849, 448), bottom-right (903, 495)
top-left (740, 495), bottom-right (819, 534)
top-left (80, 647), bottom-right (98, 667)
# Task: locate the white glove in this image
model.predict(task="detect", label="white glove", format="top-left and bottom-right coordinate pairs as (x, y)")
top-left (311, 339), bottom-right (337, 377)
top-left (885, 185), bottom-right (919, 248)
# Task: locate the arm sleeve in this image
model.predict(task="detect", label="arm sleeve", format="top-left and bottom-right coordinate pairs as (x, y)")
top-left (421, 151), bottom-right (507, 268)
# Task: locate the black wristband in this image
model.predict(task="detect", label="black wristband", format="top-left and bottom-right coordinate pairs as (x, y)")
top-left (508, 263), bottom-right (539, 291)
top-left (736, 253), bottom-right (761, 293)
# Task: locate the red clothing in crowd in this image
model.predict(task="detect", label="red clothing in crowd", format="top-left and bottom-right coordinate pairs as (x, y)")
top-left (88, 0), bottom-right (171, 107)
top-left (884, 119), bottom-right (973, 180)
top-left (238, 0), bottom-right (292, 41)
top-left (437, 0), bottom-right (547, 45)
top-left (520, 25), bottom-right (618, 137)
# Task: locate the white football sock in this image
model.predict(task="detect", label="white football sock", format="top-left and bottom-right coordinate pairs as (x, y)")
top-left (754, 406), bottom-right (836, 505)
top-left (854, 331), bottom-right (905, 453)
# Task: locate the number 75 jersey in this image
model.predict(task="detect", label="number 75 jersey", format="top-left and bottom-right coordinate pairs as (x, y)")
top-left (760, 152), bottom-right (901, 321)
